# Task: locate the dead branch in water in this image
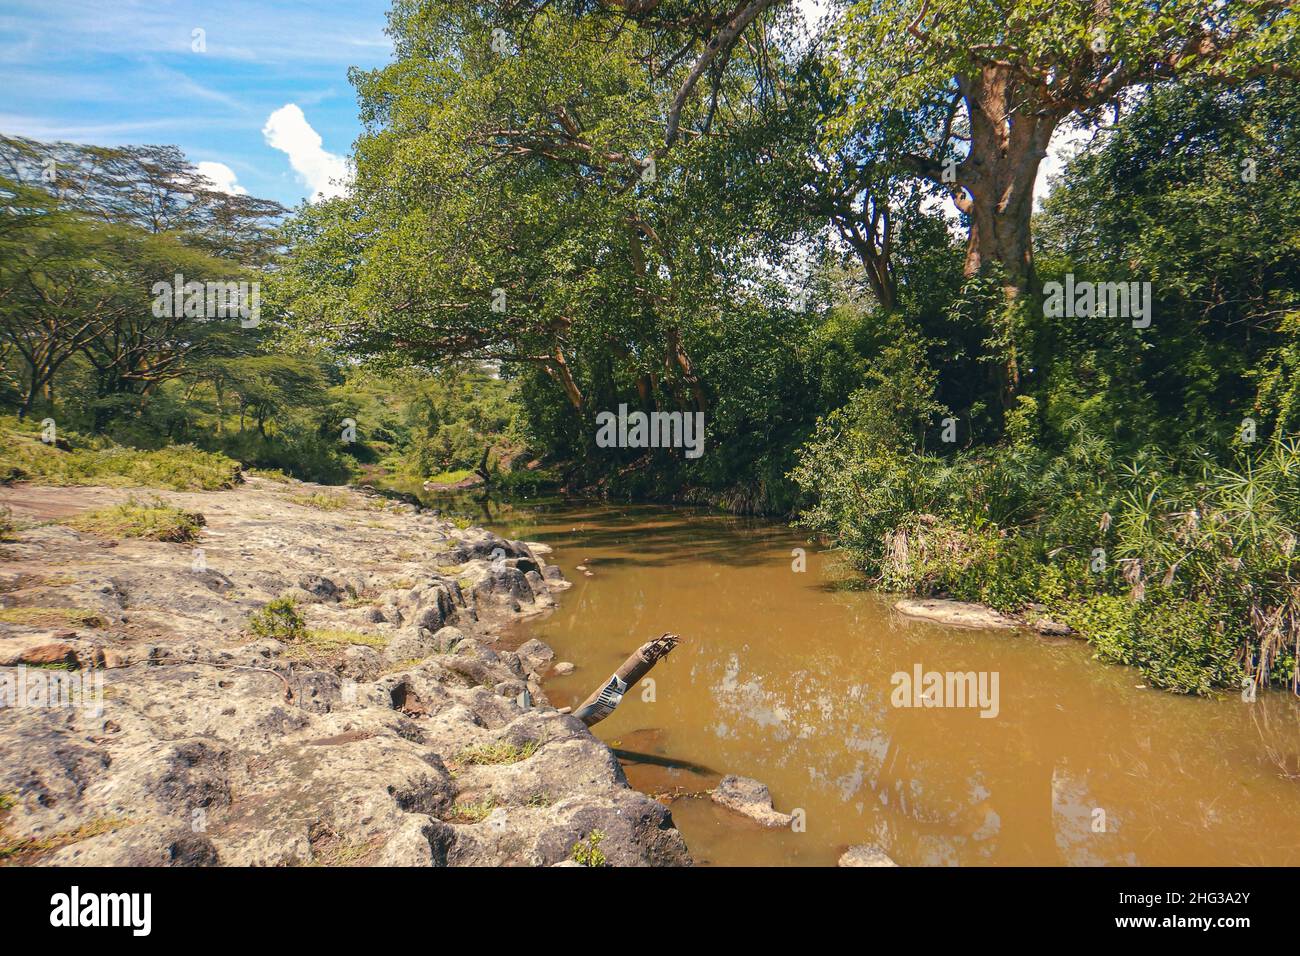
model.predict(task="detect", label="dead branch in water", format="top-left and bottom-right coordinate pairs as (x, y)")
top-left (573, 633), bottom-right (680, 727)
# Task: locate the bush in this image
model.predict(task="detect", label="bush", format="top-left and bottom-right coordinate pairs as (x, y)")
top-left (247, 597), bottom-right (307, 642)
top-left (65, 498), bottom-right (205, 542)
top-left (0, 420), bottom-right (241, 491)
top-left (1063, 592), bottom-right (1246, 696)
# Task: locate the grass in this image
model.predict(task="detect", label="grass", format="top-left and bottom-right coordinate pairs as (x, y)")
top-left (64, 498), bottom-right (204, 543)
top-left (570, 830), bottom-right (607, 867)
top-left (451, 740), bottom-right (538, 766)
top-left (379, 657), bottom-right (426, 675)
top-left (0, 606), bottom-right (103, 628)
top-left (283, 628), bottom-right (391, 659)
top-left (245, 467), bottom-right (291, 482)
top-left (424, 468), bottom-right (474, 486)
top-left (287, 491), bottom-right (351, 511)
top-left (0, 506), bottom-right (16, 541)
top-left (0, 809), bottom-right (132, 865)
top-left (449, 797), bottom-right (497, 823)
top-left (0, 420), bottom-right (240, 491)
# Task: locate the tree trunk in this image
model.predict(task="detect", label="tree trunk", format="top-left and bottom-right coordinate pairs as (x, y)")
top-left (953, 66), bottom-right (1064, 404)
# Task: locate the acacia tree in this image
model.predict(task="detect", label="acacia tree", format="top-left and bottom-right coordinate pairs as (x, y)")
top-left (0, 137), bottom-right (284, 422)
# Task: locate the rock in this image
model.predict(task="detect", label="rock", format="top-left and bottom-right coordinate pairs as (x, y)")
top-left (279, 586), bottom-right (323, 605)
top-left (432, 626), bottom-right (466, 653)
top-left (385, 627), bottom-right (439, 662)
top-left (516, 639), bottom-right (554, 673)
top-left (540, 564), bottom-right (571, 590)
top-left (414, 603), bottom-right (448, 632)
top-left (340, 645), bottom-right (383, 681)
top-left (0, 478), bottom-right (690, 868)
top-left (296, 574), bottom-right (340, 602)
top-left (525, 570), bottom-right (555, 607)
top-left (894, 598), bottom-right (1019, 629)
top-left (838, 845), bottom-right (898, 867)
top-left (0, 635), bottom-right (78, 667)
top-left (1032, 617), bottom-right (1073, 636)
top-left (711, 775), bottom-right (793, 828)
top-left (473, 566), bottom-right (534, 609)
top-left (553, 661), bottom-right (576, 676)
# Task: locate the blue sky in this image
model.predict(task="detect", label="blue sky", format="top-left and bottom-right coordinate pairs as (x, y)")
top-left (0, 0), bottom-right (395, 207)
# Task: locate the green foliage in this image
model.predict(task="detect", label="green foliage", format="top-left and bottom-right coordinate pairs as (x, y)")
top-left (247, 597), bottom-right (308, 643)
top-left (1062, 593), bottom-right (1247, 696)
top-left (569, 830), bottom-right (607, 867)
top-left (0, 419), bottom-right (241, 491)
top-left (65, 497), bottom-right (205, 542)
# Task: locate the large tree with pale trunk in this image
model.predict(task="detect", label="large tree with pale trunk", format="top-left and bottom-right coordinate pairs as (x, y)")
top-left (822, 0), bottom-right (1297, 401)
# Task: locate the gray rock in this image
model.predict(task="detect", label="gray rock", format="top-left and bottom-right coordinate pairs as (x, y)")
top-left (839, 845), bottom-right (898, 867)
top-left (711, 775), bottom-right (793, 828)
top-left (1032, 617), bottom-right (1073, 636)
top-left (894, 598), bottom-right (1019, 629)
top-left (297, 574), bottom-right (341, 602)
top-left (0, 478), bottom-right (691, 868)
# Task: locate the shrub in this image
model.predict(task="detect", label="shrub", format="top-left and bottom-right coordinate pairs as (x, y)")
top-left (0, 422), bottom-right (241, 492)
top-left (247, 597), bottom-right (307, 642)
top-left (65, 498), bottom-right (205, 542)
top-left (1063, 592), bottom-right (1247, 696)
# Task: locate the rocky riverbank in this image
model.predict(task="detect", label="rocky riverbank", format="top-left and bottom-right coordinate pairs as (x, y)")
top-left (0, 477), bottom-right (690, 866)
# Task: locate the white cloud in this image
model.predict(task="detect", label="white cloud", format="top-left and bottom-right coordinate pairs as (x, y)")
top-left (196, 161), bottom-right (248, 196)
top-left (261, 103), bottom-right (350, 201)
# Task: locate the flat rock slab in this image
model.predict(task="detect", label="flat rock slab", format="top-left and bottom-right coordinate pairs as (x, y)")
top-left (839, 845), bottom-right (898, 867)
top-left (894, 598), bottom-right (1019, 630)
top-left (0, 479), bottom-right (691, 868)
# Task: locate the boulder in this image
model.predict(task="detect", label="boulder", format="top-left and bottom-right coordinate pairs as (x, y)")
top-left (1032, 617), bottom-right (1073, 637)
top-left (711, 775), bottom-right (793, 828)
top-left (838, 845), bottom-right (898, 867)
top-left (894, 598), bottom-right (1019, 629)
top-left (296, 574), bottom-right (341, 602)
top-left (0, 635), bottom-right (79, 667)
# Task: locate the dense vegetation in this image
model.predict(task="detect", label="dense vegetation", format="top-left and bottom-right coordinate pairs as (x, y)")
top-left (3, 0), bottom-right (1298, 694)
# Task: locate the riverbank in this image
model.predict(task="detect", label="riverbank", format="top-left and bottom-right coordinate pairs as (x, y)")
top-left (0, 477), bottom-right (689, 866)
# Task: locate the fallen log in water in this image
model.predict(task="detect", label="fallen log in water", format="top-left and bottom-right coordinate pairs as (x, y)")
top-left (573, 633), bottom-right (681, 727)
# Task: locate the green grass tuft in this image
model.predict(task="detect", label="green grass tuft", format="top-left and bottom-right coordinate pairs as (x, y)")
top-left (65, 498), bottom-right (205, 542)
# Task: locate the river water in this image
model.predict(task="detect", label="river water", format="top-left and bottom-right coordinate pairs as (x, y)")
top-left (472, 497), bottom-right (1300, 866)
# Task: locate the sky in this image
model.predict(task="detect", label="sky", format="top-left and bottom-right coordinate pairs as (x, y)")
top-left (0, 0), bottom-right (395, 207)
top-left (0, 0), bottom-right (1075, 211)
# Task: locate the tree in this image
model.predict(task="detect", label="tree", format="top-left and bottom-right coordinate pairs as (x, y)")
top-left (277, 0), bottom-right (795, 423)
top-left (829, 0), bottom-right (1297, 399)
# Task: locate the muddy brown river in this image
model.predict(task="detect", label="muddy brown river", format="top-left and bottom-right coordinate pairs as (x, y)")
top-left (480, 499), bottom-right (1300, 866)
